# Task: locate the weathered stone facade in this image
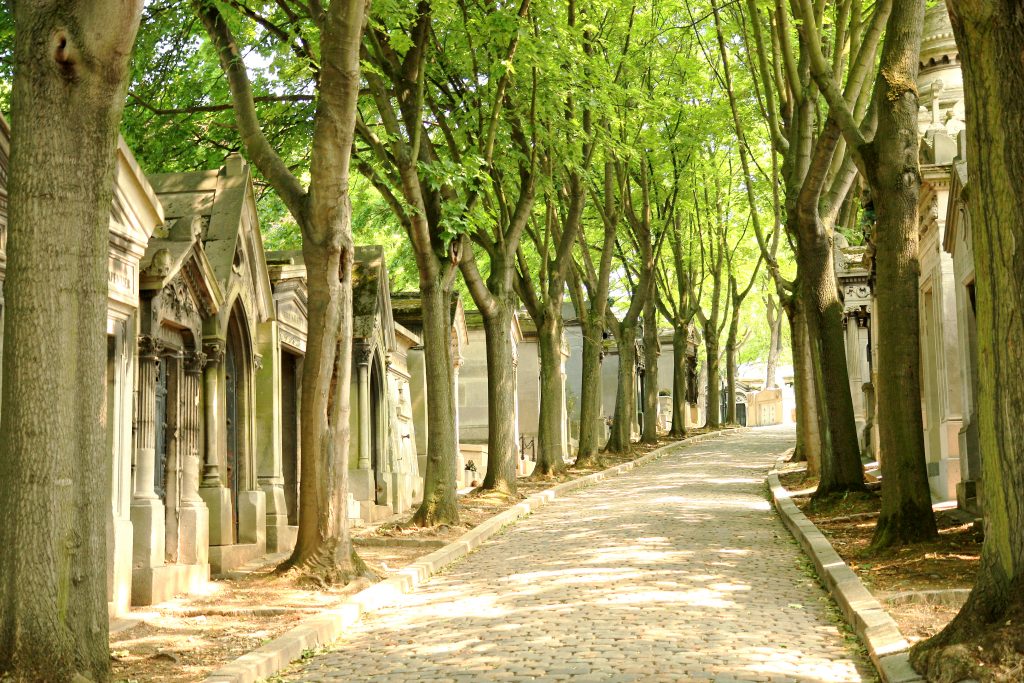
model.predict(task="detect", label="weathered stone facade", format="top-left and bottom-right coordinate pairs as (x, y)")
top-left (914, 5), bottom-right (968, 503)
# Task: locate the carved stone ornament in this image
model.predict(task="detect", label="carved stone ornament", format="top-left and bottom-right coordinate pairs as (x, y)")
top-left (163, 275), bottom-right (196, 321)
top-left (254, 353), bottom-right (264, 371)
top-left (145, 248), bottom-right (173, 278)
top-left (138, 334), bottom-right (166, 360)
top-left (203, 340), bottom-right (226, 366)
top-left (184, 349), bottom-right (207, 374)
top-left (355, 343), bottom-right (374, 366)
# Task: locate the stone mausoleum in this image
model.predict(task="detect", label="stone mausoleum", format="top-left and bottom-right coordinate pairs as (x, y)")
top-left (0, 124), bottom-right (428, 615)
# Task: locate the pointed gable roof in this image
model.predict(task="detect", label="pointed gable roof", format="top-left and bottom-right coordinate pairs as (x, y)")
top-left (148, 154), bottom-right (274, 327)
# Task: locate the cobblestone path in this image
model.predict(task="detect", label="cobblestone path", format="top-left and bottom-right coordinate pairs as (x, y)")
top-left (286, 427), bottom-right (873, 682)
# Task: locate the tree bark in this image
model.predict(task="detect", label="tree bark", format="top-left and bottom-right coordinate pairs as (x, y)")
top-left (910, 3), bottom-right (1024, 678)
top-left (668, 324), bottom-right (690, 437)
top-left (197, 0), bottom-right (372, 581)
top-left (410, 277), bottom-right (461, 526)
top-left (859, 0), bottom-right (935, 549)
top-left (789, 296), bottom-right (822, 477)
top-left (705, 325), bottom-right (722, 428)
top-left (725, 299), bottom-right (741, 425)
top-left (640, 295), bottom-right (660, 444)
top-left (765, 295), bottom-right (783, 390)
top-left (534, 311), bottom-right (567, 475)
top-left (0, 3), bottom-right (142, 680)
top-left (574, 314), bottom-right (606, 466)
top-left (606, 324), bottom-right (638, 454)
top-left (479, 294), bottom-right (518, 494)
top-left (797, 224), bottom-right (865, 496)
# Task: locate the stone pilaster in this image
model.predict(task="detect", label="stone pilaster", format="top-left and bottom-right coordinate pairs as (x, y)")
top-left (198, 339), bottom-right (233, 546)
top-left (177, 349), bottom-right (209, 565)
top-left (256, 320), bottom-right (292, 552)
top-left (131, 335), bottom-right (166, 570)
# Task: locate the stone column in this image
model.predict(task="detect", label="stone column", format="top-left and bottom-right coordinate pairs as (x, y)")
top-left (177, 349), bottom-right (209, 565)
top-left (131, 335), bottom-right (166, 571)
top-left (201, 340), bottom-right (224, 486)
top-left (256, 321), bottom-right (291, 552)
top-left (358, 357), bottom-right (371, 470)
top-left (199, 339), bottom-right (233, 546)
top-left (349, 345), bottom-right (375, 515)
top-left (134, 336), bottom-right (163, 501)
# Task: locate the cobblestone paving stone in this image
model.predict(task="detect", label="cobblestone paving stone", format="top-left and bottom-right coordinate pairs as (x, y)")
top-left (284, 427), bottom-right (875, 682)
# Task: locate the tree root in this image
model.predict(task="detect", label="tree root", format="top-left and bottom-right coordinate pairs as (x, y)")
top-left (276, 541), bottom-right (378, 588)
top-left (571, 453), bottom-right (603, 470)
top-left (911, 592), bottom-right (1024, 682)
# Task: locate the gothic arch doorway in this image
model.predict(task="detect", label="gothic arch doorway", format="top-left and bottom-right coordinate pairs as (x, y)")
top-left (224, 303), bottom-right (252, 544)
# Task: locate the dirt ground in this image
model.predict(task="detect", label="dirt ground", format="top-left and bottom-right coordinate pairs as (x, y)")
top-left (111, 435), bottom-right (686, 683)
top-left (778, 463), bottom-right (981, 645)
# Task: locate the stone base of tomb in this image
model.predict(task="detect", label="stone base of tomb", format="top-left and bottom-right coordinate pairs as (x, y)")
top-left (108, 517), bottom-right (135, 618)
top-left (132, 562), bottom-right (210, 606)
top-left (267, 522), bottom-right (298, 554)
top-left (209, 543), bottom-right (267, 576)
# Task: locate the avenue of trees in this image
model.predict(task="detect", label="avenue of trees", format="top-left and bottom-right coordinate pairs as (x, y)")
top-left (0, 0), bottom-right (1022, 680)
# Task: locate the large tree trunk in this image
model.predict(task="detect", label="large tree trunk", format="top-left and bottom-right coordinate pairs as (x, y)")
top-left (789, 296), bottom-right (822, 477)
top-left (640, 297), bottom-right (660, 444)
top-left (0, 3), bottom-right (141, 680)
top-left (725, 304), bottom-right (741, 425)
top-left (861, 0), bottom-right (935, 549)
top-left (574, 315), bottom-right (605, 466)
top-left (534, 310), bottom-right (567, 476)
top-left (797, 228), bottom-right (865, 497)
top-left (606, 324), bottom-right (638, 454)
top-left (284, 242), bottom-right (365, 582)
top-left (479, 295), bottom-right (518, 494)
top-left (410, 277), bottom-right (461, 526)
top-left (705, 326), bottom-right (722, 428)
top-left (279, 0), bottom-right (369, 581)
top-left (911, 3), bottom-right (1024, 678)
top-left (197, 0), bottom-right (370, 581)
top-left (668, 324), bottom-right (689, 437)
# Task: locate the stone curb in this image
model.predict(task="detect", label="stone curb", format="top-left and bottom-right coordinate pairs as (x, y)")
top-left (766, 461), bottom-right (925, 683)
top-left (204, 426), bottom-right (750, 683)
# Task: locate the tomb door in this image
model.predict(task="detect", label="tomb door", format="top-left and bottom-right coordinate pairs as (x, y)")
top-left (281, 351), bottom-right (300, 526)
top-left (370, 358), bottom-right (384, 505)
top-left (153, 356), bottom-right (169, 500)
top-left (162, 352), bottom-right (182, 563)
top-left (225, 341), bottom-right (240, 542)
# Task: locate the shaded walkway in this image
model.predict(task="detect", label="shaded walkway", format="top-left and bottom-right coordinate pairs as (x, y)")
top-left (287, 427), bottom-right (873, 683)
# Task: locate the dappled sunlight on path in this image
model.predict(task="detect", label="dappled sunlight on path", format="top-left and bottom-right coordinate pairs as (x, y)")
top-left (286, 427), bottom-right (873, 683)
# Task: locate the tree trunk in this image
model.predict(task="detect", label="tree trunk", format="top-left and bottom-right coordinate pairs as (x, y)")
top-left (910, 4), bottom-right (1024, 678)
top-left (860, 0), bottom-right (935, 549)
top-left (668, 324), bottom-right (689, 437)
top-left (725, 304), bottom-right (741, 425)
top-left (766, 295), bottom-right (783, 390)
top-left (479, 295), bottom-right (518, 494)
top-left (797, 228), bottom-right (865, 497)
top-left (284, 242), bottom-right (366, 582)
top-left (606, 324), bottom-right (637, 454)
top-left (409, 277), bottom-right (461, 526)
top-left (789, 296), bottom-right (822, 477)
top-left (705, 327), bottom-right (722, 428)
top-left (640, 297), bottom-right (660, 444)
top-left (0, 4), bottom-right (141, 680)
top-left (574, 315), bottom-right (605, 466)
top-left (534, 310), bottom-right (567, 475)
